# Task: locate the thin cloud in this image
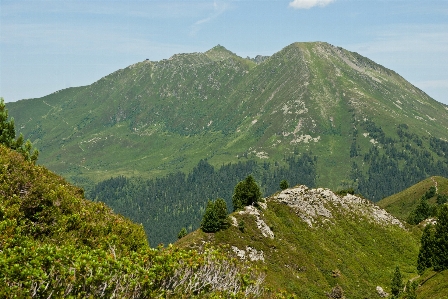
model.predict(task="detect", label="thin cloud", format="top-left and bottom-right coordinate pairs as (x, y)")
top-left (190, 1), bottom-right (229, 36)
top-left (289, 0), bottom-right (336, 9)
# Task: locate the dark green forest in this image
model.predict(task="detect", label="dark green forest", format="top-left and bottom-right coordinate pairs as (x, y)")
top-left (90, 153), bottom-right (317, 245)
top-left (351, 122), bottom-right (448, 201)
top-left (91, 120), bottom-right (448, 246)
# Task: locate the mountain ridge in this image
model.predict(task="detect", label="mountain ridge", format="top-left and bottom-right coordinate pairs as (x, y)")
top-left (7, 41), bottom-right (448, 207)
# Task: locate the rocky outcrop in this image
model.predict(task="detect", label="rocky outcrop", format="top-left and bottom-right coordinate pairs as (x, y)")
top-left (238, 205), bottom-right (274, 239)
top-left (274, 186), bottom-right (404, 229)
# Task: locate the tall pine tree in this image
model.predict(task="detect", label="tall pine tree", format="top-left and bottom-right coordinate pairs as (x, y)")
top-left (391, 266), bottom-right (403, 298)
top-left (417, 224), bottom-right (435, 274)
top-left (433, 205), bottom-right (448, 271)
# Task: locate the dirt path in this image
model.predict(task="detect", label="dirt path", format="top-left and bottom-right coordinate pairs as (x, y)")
top-left (403, 275), bottom-right (420, 292)
top-left (431, 176), bottom-right (438, 193)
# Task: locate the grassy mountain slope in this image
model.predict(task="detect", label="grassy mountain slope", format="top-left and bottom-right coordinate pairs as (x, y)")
top-left (378, 176), bottom-right (448, 221)
top-left (177, 185), bottom-right (422, 298)
top-left (0, 144), bottom-right (266, 298)
top-left (7, 42), bottom-right (448, 194)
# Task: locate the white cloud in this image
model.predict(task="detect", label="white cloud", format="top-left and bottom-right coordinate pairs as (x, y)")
top-left (190, 1), bottom-right (229, 36)
top-left (289, 0), bottom-right (335, 9)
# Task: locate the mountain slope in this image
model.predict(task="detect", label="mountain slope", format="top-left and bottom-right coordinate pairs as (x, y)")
top-left (7, 42), bottom-right (448, 195)
top-left (177, 185), bottom-right (421, 298)
top-left (378, 176), bottom-right (448, 221)
top-left (0, 144), bottom-right (266, 298)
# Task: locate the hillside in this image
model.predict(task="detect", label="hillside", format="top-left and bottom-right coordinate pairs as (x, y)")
top-left (177, 185), bottom-right (422, 298)
top-left (7, 42), bottom-right (448, 197)
top-left (378, 176), bottom-right (448, 221)
top-left (0, 144), bottom-right (266, 298)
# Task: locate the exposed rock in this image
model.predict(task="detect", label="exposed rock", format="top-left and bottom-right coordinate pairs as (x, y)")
top-left (376, 286), bottom-right (388, 298)
top-left (274, 186), bottom-right (404, 229)
top-left (238, 205), bottom-right (274, 239)
top-left (232, 246), bottom-right (265, 262)
top-left (229, 216), bottom-right (238, 227)
top-left (256, 218), bottom-right (274, 239)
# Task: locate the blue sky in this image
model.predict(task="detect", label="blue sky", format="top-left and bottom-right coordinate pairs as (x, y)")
top-left (1, 0), bottom-right (448, 105)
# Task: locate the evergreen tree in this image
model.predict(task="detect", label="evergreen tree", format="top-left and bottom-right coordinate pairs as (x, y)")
top-left (402, 280), bottom-right (417, 299)
top-left (280, 180), bottom-right (289, 190)
top-left (407, 198), bottom-right (430, 225)
top-left (0, 97), bottom-right (16, 148)
top-left (232, 175), bottom-right (261, 211)
top-left (417, 224), bottom-right (434, 274)
top-left (214, 198), bottom-right (229, 229)
top-left (200, 199), bottom-right (229, 233)
top-left (201, 200), bottom-right (219, 233)
top-left (391, 266), bottom-right (403, 298)
top-left (0, 97), bottom-right (39, 162)
top-left (433, 205), bottom-right (448, 271)
top-left (177, 227), bottom-right (187, 239)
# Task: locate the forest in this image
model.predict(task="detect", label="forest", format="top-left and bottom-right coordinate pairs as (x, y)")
top-left (90, 154), bottom-right (317, 245)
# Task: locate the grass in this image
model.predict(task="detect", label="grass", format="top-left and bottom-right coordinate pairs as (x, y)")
top-left (177, 193), bottom-right (421, 298)
top-left (378, 176), bottom-right (448, 221)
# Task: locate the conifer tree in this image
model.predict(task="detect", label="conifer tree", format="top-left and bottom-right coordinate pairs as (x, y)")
top-left (433, 205), bottom-right (448, 271)
top-left (232, 175), bottom-right (261, 211)
top-left (0, 97), bottom-right (39, 162)
top-left (177, 227), bottom-right (187, 239)
top-left (200, 199), bottom-right (229, 233)
top-left (391, 266), bottom-right (403, 298)
top-left (280, 180), bottom-right (289, 190)
top-left (0, 97), bottom-right (16, 148)
top-left (214, 198), bottom-right (229, 229)
top-left (417, 224), bottom-right (434, 274)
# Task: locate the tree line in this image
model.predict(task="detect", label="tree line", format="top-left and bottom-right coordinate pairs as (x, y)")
top-left (90, 154), bottom-right (317, 245)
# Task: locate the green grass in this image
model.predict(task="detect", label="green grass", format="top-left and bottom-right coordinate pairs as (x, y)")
top-left (378, 176), bottom-right (448, 221)
top-left (177, 193), bottom-right (421, 298)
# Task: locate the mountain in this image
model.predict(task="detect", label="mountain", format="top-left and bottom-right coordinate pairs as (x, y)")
top-left (176, 184), bottom-right (424, 298)
top-left (7, 41), bottom-right (448, 244)
top-left (7, 42), bottom-right (448, 197)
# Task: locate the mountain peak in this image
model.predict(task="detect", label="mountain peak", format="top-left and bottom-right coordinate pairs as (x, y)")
top-left (205, 44), bottom-right (241, 61)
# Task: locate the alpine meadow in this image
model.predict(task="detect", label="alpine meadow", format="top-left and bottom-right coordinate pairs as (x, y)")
top-left (3, 41), bottom-right (448, 298)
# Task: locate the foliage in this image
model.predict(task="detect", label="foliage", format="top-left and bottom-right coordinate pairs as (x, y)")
top-left (0, 145), bottom-right (266, 298)
top-left (0, 97), bottom-right (38, 163)
top-left (433, 205), bottom-right (448, 271)
top-left (327, 284), bottom-right (344, 299)
top-left (391, 266), bottom-right (403, 297)
top-left (280, 180), bottom-right (289, 190)
top-left (201, 198), bottom-right (229, 233)
top-left (415, 205), bottom-right (448, 274)
top-left (402, 280), bottom-right (418, 299)
top-left (437, 194), bottom-right (448, 205)
top-left (417, 224), bottom-right (435, 274)
top-left (232, 175), bottom-right (262, 211)
top-left (335, 188), bottom-right (355, 197)
top-left (407, 198), bottom-right (431, 225)
top-left (178, 227), bottom-right (187, 239)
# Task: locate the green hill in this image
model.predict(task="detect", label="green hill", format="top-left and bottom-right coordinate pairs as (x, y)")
top-left (378, 176), bottom-right (448, 221)
top-left (0, 144), bottom-right (267, 298)
top-left (177, 184), bottom-right (423, 298)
